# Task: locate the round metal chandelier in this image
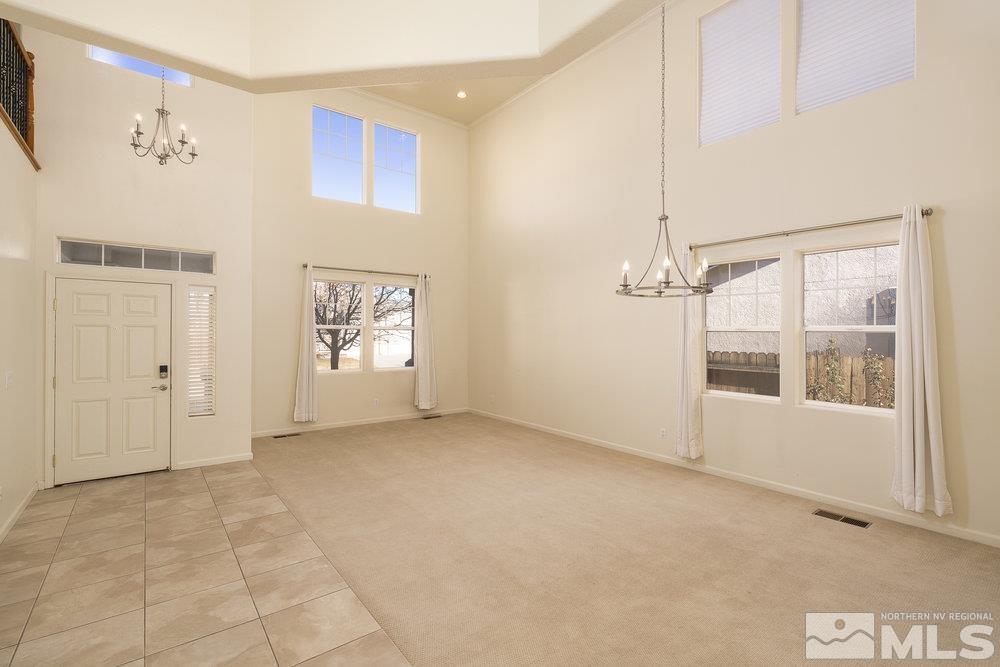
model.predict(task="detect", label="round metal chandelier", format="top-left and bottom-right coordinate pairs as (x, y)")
top-left (129, 68), bottom-right (199, 166)
top-left (617, 5), bottom-right (711, 299)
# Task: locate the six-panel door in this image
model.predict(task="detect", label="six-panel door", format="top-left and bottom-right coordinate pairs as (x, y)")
top-left (55, 279), bottom-right (171, 484)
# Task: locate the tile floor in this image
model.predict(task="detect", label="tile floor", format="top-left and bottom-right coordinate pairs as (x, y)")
top-left (0, 461), bottom-right (410, 666)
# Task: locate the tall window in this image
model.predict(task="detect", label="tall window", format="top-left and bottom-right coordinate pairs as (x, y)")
top-left (699, 0), bottom-right (781, 145)
top-left (187, 286), bottom-right (216, 416)
top-left (374, 123), bottom-right (418, 213)
top-left (705, 258), bottom-right (781, 396)
top-left (314, 281), bottom-right (364, 371)
top-left (312, 106), bottom-right (364, 204)
top-left (796, 0), bottom-right (915, 113)
top-left (88, 46), bottom-right (192, 86)
top-left (803, 245), bottom-right (897, 408)
top-left (373, 285), bottom-right (415, 369)
top-left (313, 276), bottom-right (416, 372)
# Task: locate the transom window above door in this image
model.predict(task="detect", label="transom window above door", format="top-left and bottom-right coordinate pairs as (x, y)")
top-left (59, 239), bottom-right (215, 274)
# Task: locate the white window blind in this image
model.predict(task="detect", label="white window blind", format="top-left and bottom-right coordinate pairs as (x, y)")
top-left (187, 286), bottom-right (216, 417)
top-left (796, 0), bottom-right (915, 113)
top-left (699, 0), bottom-right (781, 146)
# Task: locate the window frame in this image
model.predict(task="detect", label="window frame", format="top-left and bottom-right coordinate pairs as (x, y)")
top-left (310, 105), bottom-right (367, 206)
top-left (703, 254), bottom-right (782, 401)
top-left (372, 282), bottom-right (416, 373)
top-left (313, 271), bottom-right (417, 375)
top-left (372, 119), bottom-right (421, 215)
top-left (799, 241), bottom-right (899, 414)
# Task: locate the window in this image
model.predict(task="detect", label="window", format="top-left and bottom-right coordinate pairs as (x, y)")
top-left (312, 106), bottom-right (364, 204)
top-left (187, 286), bottom-right (216, 417)
top-left (374, 123), bottom-right (418, 213)
top-left (88, 46), bottom-right (192, 86)
top-left (314, 281), bottom-right (364, 371)
top-left (59, 239), bottom-right (215, 274)
top-left (699, 0), bottom-right (781, 145)
top-left (803, 245), bottom-right (897, 408)
top-left (373, 285), bottom-right (415, 369)
top-left (705, 258), bottom-right (781, 396)
top-left (313, 274), bottom-right (417, 373)
top-left (796, 0), bottom-right (915, 113)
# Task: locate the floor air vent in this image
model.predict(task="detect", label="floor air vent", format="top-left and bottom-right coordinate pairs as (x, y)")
top-left (272, 433), bottom-right (301, 439)
top-left (812, 509), bottom-right (871, 528)
top-left (421, 414), bottom-right (442, 420)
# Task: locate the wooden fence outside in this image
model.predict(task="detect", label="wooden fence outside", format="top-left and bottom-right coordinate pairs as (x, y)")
top-left (706, 351), bottom-right (779, 396)
top-left (706, 349), bottom-right (895, 407)
top-left (805, 350), bottom-right (894, 408)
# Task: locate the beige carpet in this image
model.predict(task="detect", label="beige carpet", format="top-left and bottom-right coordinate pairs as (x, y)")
top-left (251, 414), bottom-right (1000, 665)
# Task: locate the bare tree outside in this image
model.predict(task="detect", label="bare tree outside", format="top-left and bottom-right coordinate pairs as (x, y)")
top-left (314, 281), bottom-right (414, 370)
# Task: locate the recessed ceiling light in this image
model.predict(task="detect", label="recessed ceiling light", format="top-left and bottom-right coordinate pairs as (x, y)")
top-left (456, 90), bottom-right (468, 99)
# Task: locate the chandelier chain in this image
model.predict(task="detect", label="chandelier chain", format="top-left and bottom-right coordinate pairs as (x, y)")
top-left (660, 4), bottom-right (666, 216)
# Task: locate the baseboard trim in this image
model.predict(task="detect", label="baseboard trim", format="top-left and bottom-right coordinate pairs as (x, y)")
top-left (0, 481), bottom-right (38, 543)
top-left (469, 408), bottom-right (1000, 549)
top-left (251, 407), bottom-right (469, 439)
top-left (173, 452), bottom-right (254, 470)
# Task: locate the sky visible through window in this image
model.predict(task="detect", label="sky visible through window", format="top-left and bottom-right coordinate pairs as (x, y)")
top-left (312, 107), bottom-right (364, 204)
top-left (88, 46), bottom-right (192, 86)
top-left (374, 123), bottom-right (417, 213)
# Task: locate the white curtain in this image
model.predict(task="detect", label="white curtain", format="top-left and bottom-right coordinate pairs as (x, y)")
top-left (891, 205), bottom-right (952, 516)
top-left (293, 263), bottom-right (318, 423)
top-left (676, 243), bottom-right (704, 459)
top-left (413, 273), bottom-right (438, 410)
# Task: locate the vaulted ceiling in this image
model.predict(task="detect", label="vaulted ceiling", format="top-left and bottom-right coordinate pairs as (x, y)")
top-left (0, 0), bottom-right (663, 123)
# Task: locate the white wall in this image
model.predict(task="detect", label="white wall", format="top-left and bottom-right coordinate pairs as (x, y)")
top-left (469, 0), bottom-right (1000, 544)
top-left (27, 28), bottom-right (255, 471)
top-left (0, 119), bottom-right (38, 536)
top-left (251, 91), bottom-right (469, 436)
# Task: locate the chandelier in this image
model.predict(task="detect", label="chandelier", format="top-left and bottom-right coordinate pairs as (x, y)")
top-left (617, 6), bottom-right (711, 299)
top-left (130, 67), bottom-right (198, 166)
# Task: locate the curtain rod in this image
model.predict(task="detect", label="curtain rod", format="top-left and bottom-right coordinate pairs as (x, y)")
top-left (690, 207), bottom-right (933, 251)
top-left (302, 263), bottom-right (424, 279)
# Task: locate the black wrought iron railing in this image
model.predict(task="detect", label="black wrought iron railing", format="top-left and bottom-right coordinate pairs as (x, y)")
top-left (0, 18), bottom-right (37, 168)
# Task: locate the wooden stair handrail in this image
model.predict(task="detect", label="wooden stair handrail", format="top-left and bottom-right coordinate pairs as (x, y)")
top-left (0, 19), bottom-right (39, 170)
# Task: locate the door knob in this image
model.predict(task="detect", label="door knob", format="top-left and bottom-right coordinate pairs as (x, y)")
top-left (151, 384), bottom-right (168, 391)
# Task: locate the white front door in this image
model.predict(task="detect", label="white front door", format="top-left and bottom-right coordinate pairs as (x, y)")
top-left (55, 279), bottom-right (172, 483)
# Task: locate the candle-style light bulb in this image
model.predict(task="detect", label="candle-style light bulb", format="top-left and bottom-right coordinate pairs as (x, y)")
top-left (701, 258), bottom-right (709, 274)
top-left (662, 255), bottom-right (671, 282)
top-left (621, 260), bottom-right (630, 287)
top-left (135, 114), bottom-right (142, 123)
top-left (656, 269), bottom-right (665, 283)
